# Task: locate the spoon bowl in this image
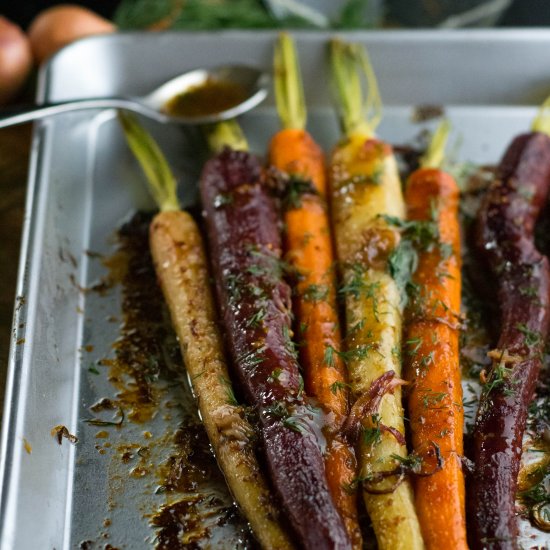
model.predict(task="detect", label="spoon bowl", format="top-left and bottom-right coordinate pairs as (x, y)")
top-left (0, 65), bottom-right (269, 129)
top-left (145, 65), bottom-right (269, 124)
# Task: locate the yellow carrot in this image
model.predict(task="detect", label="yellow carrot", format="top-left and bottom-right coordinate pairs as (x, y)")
top-left (329, 40), bottom-right (424, 550)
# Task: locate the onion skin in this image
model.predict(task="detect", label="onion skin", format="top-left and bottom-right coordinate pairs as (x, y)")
top-left (472, 132), bottom-right (550, 549)
top-left (0, 16), bottom-right (32, 105)
top-left (28, 4), bottom-right (115, 64)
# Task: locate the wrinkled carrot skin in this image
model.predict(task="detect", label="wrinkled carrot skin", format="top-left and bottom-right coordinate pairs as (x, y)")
top-left (150, 210), bottom-right (295, 550)
top-left (404, 169), bottom-right (467, 550)
top-left (269, 128), bottom-right (361, 549)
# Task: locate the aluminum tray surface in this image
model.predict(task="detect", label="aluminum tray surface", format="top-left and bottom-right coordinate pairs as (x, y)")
top-left (2, 30), bottom-right (550, 549)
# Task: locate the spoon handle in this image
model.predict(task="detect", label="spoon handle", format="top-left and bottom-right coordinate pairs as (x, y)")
top-left (0, 98), bottom-right (160, 129)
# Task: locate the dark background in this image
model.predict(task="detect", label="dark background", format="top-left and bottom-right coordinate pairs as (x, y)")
top-left (1, 0), bottom-right (117, 27)
top-left (2, 0), bottom-right (550, 28)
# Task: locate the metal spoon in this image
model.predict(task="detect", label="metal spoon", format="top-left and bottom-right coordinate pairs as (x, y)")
top-left (0, 65), bottom-right (269, 129)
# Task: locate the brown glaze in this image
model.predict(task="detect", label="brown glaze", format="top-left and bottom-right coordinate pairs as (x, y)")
top-left (472, 132), bottom-right (550, 549)
top-left (152, 496), bottom-right (209, 549)
top-left (103, 214), bottom-right (173, 423)
top-left (163, 78), bottom-right (247, 118)
top-left (200, 147), bottom-right (351, 550)
top-left (157, 424), bottom-right (222, 493)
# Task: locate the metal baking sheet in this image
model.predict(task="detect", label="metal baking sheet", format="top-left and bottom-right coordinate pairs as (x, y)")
top-left (2, 30), bottom-right (550, 549)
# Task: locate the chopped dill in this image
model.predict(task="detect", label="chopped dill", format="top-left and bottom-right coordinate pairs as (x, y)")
top-left (516, 323), bottom-right (541, 347)
top-left (283, 416), bottom-right (302, 433)
top-left (390, 452), bottom-right (423, 470)
top-left (302, 284), bottom-right (329, 302)
top-left (405, 336), bottom-right (423, 356)
top-left (483, 358), bottom-right (516, 397)
top-left (339, 264), bottom-right (381, 321)
top-left (283, 175), bottom-right (319, 210)
top-left (324, 345), bottom-right (336, 367)
top-left (330, 380), bottom-right (352, 395)
top-left (238, 347), bottom-right (266, 370)
top-left (219, 375), bottom-right (238, 406)
top-left (246, 307), bottom-right (267, 329)
top-left (324, 343), bottom-right (379, 365)
top-left (88, 364), bottom-right (100, 375)
top-left (363, 413), bottom-right (382, 446)
top-left (269, 368), bottom-right (283, 382)
top-left (420, 389), bottom-right (448, 408)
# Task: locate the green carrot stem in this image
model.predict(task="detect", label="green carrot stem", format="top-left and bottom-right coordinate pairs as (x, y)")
top-left (330, 39), bottom-right (381, 138)
top-left (532, 95), bottom-right (550, 135)
top-left (204, 120), bottom-right (249, 153)
top-left (420, 119), bottom-right (451, 170)
top-left (274, 32), bottom-right (306, 130)
top-left (118, 111), bottom-right (179, 212)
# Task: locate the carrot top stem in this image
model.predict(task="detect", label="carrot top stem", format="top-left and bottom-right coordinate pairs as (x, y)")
top-left (330, 39), bottom-right (381, 138)
top-left (204, 119), bottom-right (249, 153)
top-left (420, 119), bottom-right (451, 169)
top-left (118, 111), bottom-right (180, 212)
top-left (531, 94), bottom-right (550, 135)
top-left (274, 32), bottom-right (306, 130)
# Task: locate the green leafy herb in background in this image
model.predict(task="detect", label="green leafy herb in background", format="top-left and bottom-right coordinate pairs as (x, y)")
top-left (335, 0), bottom-right (376, 28)
top-left (115, 0), bottom-right (177, 29)
top-left (114, 0), bottom-right (375, 30)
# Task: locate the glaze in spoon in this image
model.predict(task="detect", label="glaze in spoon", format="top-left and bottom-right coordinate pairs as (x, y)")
top-left (0, 65), bottom-right (269, 129)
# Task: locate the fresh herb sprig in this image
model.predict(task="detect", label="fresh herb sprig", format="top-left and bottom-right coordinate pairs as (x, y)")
top-left (382, 203), bottom-right (449, 306)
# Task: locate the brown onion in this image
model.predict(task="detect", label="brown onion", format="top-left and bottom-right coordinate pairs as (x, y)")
top-left (0, 16), bottom-right (32, 104)
top-left (28, 4), bottom-right (115, 64)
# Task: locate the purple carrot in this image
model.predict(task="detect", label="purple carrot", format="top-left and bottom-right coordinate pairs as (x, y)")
top-left (472, 131), bottom-right (550, 549)
top-left (200, 146), bottom-right (351, 550)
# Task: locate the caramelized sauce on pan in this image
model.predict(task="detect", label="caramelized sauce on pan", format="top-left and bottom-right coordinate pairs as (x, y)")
top-left (102, 214), bottom-right (175, 423)
top-left (156, 423), bottom-right (222, 493)
top-left (89, 213), bottom-right (255, 548)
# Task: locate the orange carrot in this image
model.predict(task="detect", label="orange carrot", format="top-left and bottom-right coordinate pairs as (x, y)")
top-left (270, 128), bottom-right (326, 195)
top-left (403, 124), bottom-right (467, 550)
top-left (269, 33), bottom-right (361, 548)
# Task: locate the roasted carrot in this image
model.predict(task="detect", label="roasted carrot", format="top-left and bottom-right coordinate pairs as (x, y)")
top-left (201, 119), bottom-right (351, 550)
top-left (471, 101), bottom-right (550, 549)
top-left (402, 122), bottom-right (467, 550)
top-left (118, 113), bottom-right (294, 550)
top-left (268, 33), bottom-right (361, 548)
top-left (328, 40), bottom-right (424, 550)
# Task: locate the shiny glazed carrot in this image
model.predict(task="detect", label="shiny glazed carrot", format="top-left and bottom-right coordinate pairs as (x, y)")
top-left (329, 40), bottom-right (424, 550)
top-left (403, 123), bottom-right (467, 550)
top-left (268, 33), bottom-right (361, 548)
